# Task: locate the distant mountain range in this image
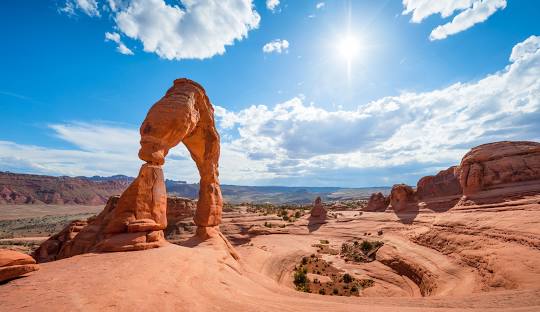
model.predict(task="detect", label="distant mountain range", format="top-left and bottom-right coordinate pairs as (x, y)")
top-left (0, 171), bottom-right (389, 205)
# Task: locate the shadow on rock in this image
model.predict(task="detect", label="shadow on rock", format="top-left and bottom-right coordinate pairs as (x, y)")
top-left (393, 203), bottom-right (420, 225)
top-left (307, 219), bottom-right (325, 232)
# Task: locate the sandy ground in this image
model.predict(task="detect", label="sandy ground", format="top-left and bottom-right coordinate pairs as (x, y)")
top-left (0, 205), bottom-right (103, 220)
top-left (1, 193), bottom-right (540, 311)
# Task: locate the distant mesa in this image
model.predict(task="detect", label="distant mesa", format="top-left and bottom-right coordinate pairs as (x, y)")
top-left (0, 249), bottom-right (39, 283)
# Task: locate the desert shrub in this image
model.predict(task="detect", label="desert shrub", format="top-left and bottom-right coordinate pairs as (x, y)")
top-left (343, 273), bottom-right (353, 283)
top-left (301, 257), bottom-right (309, 265)
top-left (351, 285), bottom-right (358, 292)
top-left (320, 239), bottom-right (329, 244)
top-left (359, 279), bottom-right (374, 288)
top-left (294, 211), bottom-right (301, 218)
top-left (360, 240), bottom-right (372, 252)
top-left (294, 267), bottom-right (310, 292)
top-left (282, 215), bottom-right (289, 221)
top-left (319, 288), bottom-right (326, 295)
top-left (333, 288), bottom-right (339, 295)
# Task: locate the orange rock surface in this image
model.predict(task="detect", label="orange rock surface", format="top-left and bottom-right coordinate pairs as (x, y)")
top-left (34, 79), bottom-right (225, 259)
top-left (458, 141), bottom-right (540, 195)
top-left (0, 249), bottom-right (39, 283)
top-left (365, 192), bottom-right (389, 211)
top-left (416, 166), bottom-right (462, 199)
top-left (389, 184), bottom-right (416, 212)
top-left (309, 196), bottom-right (328, 219)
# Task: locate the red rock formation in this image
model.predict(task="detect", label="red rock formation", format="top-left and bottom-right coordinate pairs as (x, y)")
top-left (33, 219), bottom-right (89, 262)
top-left (0, 249), bottom-right (39, 282)
top-left (33, 196), bottom-right (197, 262)
top-left (389, 184), bottom-right (416, 212)
top-left (310, 196), bottom-right (328, 219)
top-left (365, 192), bottom-right (389, 211)
top-left (139, 78), bottom-right (222, 229)
top-left (165, 196), bottom-right (197, 236)
top-left (458, 141), bottom-right (540, 195)
top-left (416, 166), bottom-right (462, 199)
top-left (34, 78), bottom-right (225, 259)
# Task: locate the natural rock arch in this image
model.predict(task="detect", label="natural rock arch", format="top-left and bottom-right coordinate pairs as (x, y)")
top-left (41, 79), bottom-right (225, 259)
top-left (115, 78), bottom-right (223, 231)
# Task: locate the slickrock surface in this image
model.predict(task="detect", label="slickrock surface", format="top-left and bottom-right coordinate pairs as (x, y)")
top-left (416, 166), bottom-right (461, 199)
top-left (389, 184), bottom-right (416, 212)
top-left (0, 249), bottom-right (39, 283)
top-left (3, 193), bottom-right (540, 311)
top-left (458, 141), bottom-right (540, 195)
top-left (365, 192), bottom-right (388, 211)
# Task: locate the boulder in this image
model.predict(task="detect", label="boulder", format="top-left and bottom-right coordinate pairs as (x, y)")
top-left (364, 192), bottom-right (389, 211)
top-left (0, 249), bottom-right (39, 283)
top-left (389, 184), bottom-right (416, 212)
top-left (458, 141), bottom-right (540, 195)
top-left (416, 166), bottom-right (462, 199)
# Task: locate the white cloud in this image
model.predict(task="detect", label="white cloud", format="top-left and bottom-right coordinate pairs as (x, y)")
top-left (262, 39), bottom-right (289, 54)
top-left (61, 0), bottom-right (260, 60)
top-left (105, 32), bottom-right (134, 55)
top-left (266, 0), bottom-right (280, 12)
top-left (510, 35), bottom-right (540, 62)
top-left (3, 36), bottom-right (540, 186)
top-left (402, 0), bottom-right (507, 41)
top-left (214, 35), bottom-right (540, 184)
top-left (316, 2), bottom-right (325, 10)
top-left (60, 0), bottom-right (100, 17)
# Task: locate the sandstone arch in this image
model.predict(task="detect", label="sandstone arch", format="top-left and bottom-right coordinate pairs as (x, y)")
top-left (121, 78), bottom-right (223, 230)
top-left (43, 79), bottom-right (225, 259)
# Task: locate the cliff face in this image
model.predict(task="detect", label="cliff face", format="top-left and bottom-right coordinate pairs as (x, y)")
top-left (416, 166), bottom-right (462, 199)
top-left (0, 172), bottom-right (131, 205)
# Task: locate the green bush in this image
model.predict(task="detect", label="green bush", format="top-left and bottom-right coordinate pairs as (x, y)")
top-left (342, 273), bottom-right (353, 283)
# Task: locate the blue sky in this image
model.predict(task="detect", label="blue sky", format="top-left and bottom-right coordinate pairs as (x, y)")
top-left (1, 0), bottom-right (539, 187)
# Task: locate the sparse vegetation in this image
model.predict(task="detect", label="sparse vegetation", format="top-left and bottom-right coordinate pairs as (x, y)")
top-left (341, 239), bottom-right (384, 263)
top-left (292, 254), bottom-right (375, 297)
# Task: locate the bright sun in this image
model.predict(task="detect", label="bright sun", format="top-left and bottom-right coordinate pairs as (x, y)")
top-left (337, 33), bottom-right (360, 80)
top-left (338, 34), bottom-right (359, 62)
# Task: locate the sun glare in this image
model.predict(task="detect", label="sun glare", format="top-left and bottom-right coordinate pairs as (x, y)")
top-left (338, 34), bottom-right (359, 62)
top-left (336, 33), bottom-right (360, 81)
